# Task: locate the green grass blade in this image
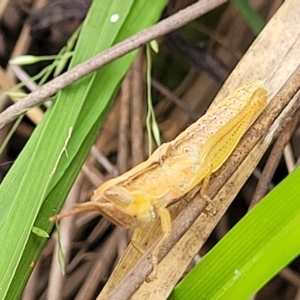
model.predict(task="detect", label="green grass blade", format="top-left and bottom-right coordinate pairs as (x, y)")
top-left (169, 166), bottom-right (300, 300)
top-left (0, 0), bottom-right (167, 298)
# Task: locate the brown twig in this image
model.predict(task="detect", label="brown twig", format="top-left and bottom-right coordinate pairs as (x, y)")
top-left (74, 228), bottom-right (118, 300)
top-left (106, 65), bottom-right (300, 300)
top-left (151, 78), bottom-right (199, 121)
top-left (0, 0), bottom-right (227, 128)
top-left (117, 72), bottom-right (130, 174)
top-left (131, 51), bottom-right (144, 166)
top-left (249, 112), bottom-right (299, 209)
top-left (66, 219), bottom-right (111, 273)
top-left (47, 175), bottom-right (83, 300)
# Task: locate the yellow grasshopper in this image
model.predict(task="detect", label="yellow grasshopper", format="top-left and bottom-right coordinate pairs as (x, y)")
top-left (50, 81), bottom-right (267, 280)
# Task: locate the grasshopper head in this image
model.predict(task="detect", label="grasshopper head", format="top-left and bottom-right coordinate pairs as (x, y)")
top-left (91, 185), bottom-right (156, 229)
top-left (50, 178), bottom-right (156, 229)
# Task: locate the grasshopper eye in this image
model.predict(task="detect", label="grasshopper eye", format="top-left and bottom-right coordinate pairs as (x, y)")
top-left (104, 186), bottom-right (132, 206)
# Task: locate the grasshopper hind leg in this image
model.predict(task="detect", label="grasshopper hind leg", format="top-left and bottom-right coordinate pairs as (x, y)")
top-left (199, 164), bottom-right (219, 216)
top-left (196, 163), bottom-right (218, 215)
top-left (199, 164), bottom-right (213, 203)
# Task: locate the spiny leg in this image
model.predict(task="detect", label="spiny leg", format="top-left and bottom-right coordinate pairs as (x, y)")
top-left (188, 162), bottom-right (213, 205)
top-left (199, 163), bottom-right (218, 215)
top-left (49, 202), bottom-right (108, 222)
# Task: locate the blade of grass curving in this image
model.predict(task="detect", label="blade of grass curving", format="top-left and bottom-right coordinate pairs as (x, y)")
top-left (169, 166), bottom-right (300, 300)
top-left (0, 0), bottom-right (167, 298)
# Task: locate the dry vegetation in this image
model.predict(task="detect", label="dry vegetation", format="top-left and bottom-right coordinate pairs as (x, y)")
top-left (1, 0), bottom-right (300, 299)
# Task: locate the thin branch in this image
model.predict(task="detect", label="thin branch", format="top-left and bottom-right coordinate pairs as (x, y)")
top-left (151, 78), bottom-right (199, 121)
top-left (0, 0), bottom-right (227, 128)
top-left (131, 51), bottom-right (144, 165)
top-left (249, 113), bottom-right (299, 209)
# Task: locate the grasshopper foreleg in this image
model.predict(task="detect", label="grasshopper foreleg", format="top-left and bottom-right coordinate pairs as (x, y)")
top-left (130, 207), bottom-right (172, 282)
top-left (146, 207), bottom-right (172, 282)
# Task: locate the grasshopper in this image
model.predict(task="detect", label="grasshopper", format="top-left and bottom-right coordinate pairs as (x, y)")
top-left (50, 81), bottom-right (267, 280)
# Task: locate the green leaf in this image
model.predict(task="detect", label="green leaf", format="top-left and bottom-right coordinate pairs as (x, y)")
top-left (151, 121), bottom-right (161, 147)
top-left (150, 39), bottom-right (159, 53)
top-left (9, 55), bottom-right (56, 65)
top-left (169, 167), bottom-right (300, 300)
top-left (31, 227), bottom-right (49, 238)
top-left (0, 0), bottom-right (167, 298)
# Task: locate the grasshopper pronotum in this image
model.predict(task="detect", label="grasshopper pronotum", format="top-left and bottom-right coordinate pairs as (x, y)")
top-left (50, 81), bottom-right (267, 280)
